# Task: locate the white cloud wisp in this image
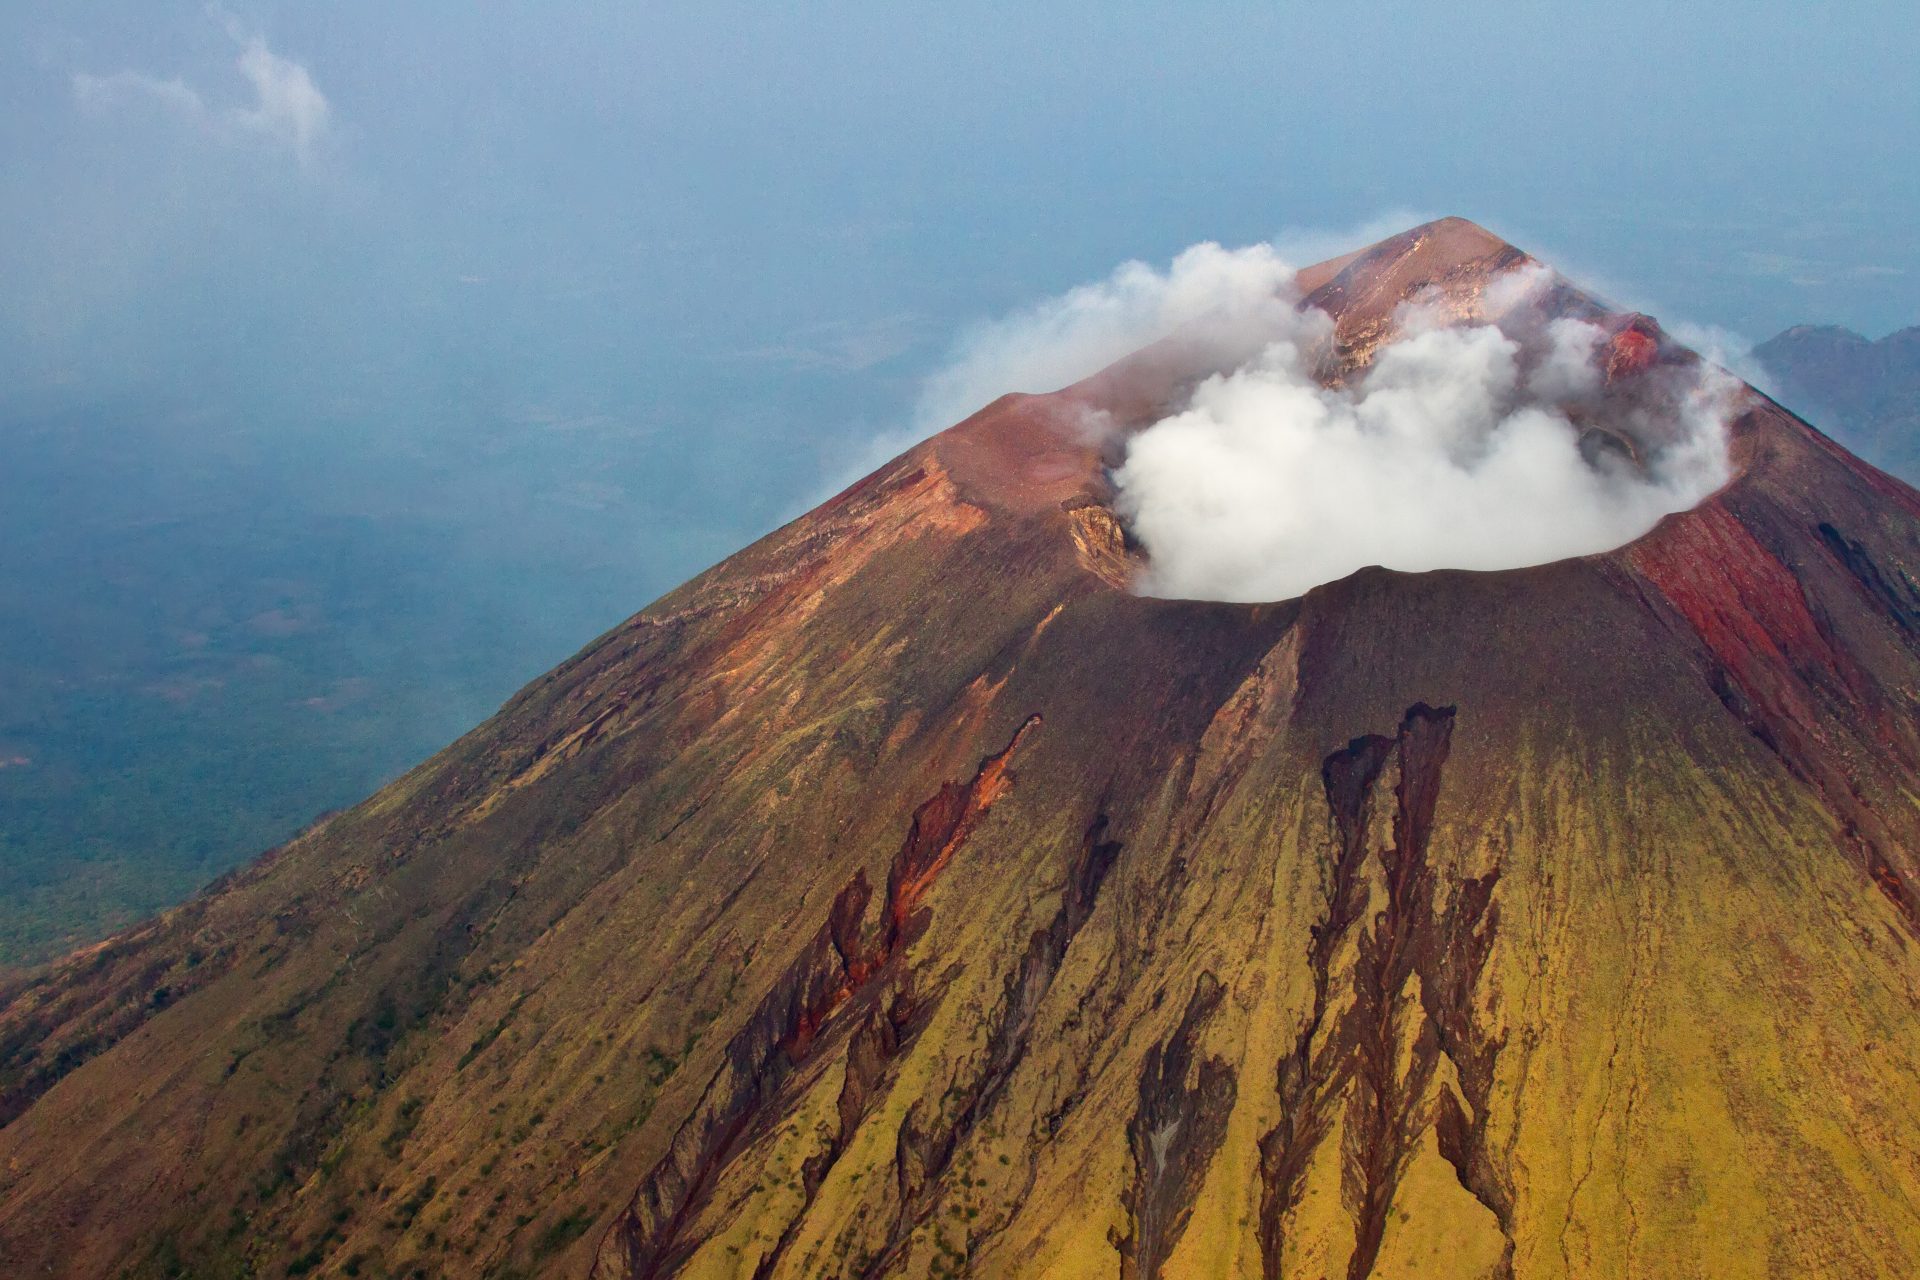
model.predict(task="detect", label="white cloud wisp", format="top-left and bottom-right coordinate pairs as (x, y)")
top-left (73, 27), bottom-right (331, 167)
top-left (908, 241), bottom-right (1740, 603)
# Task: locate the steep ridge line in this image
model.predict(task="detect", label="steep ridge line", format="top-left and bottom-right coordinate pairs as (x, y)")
top-left (1257, 704), bottom-right (1509, 1279)
top-left (594, 716), bottom-right (1041, 1280)
top-left (1115, 971), bottom-right (1237, 1280)
top-left (856, 812), bottom-right (1125, 1277)
top-left (1625, 505), bottom-right (1920, 936)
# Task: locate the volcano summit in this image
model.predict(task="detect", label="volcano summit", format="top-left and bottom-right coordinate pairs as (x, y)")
top-left (6, 218), bottom-right (1920, 1279)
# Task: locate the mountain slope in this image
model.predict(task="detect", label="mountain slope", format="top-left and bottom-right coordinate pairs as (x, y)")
top-left (6, 219), bottom-right (1920, 1279)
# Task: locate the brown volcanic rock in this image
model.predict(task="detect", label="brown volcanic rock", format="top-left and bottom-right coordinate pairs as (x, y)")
top-left (5, 220), bottom-right (1920, 1278)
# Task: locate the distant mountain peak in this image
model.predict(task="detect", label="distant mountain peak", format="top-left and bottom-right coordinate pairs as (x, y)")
top-left (1755, 316), bottom-right (1920, 482)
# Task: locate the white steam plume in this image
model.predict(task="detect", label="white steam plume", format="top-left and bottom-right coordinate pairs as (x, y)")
top-left (903, 239), bottom-right (1739, 602)
top-left (913, 242), bottom-right (1301, 437)
top-left (1115, 295), bottom-right (1736, 601)
top-left (811, 243), bottom-right (1305, 509)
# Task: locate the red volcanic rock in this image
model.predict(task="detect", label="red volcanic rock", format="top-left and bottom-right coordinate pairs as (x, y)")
top-left (1602, 314), bottom-right (1663, 382)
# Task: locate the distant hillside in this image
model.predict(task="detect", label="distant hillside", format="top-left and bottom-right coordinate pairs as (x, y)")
top-left (1755, 324), bottom-right (1920, 479)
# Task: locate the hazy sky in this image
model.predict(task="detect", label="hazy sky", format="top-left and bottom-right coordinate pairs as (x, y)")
top-left (4, 0), bottom-right (1918, 651)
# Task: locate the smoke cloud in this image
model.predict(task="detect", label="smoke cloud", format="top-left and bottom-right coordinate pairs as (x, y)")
top-left (1117, 308), bottom-right (1734, 599)
top-left (813, 243), bottom-right (1307, 509)
top-left (912, 242), bottom-right (1302, 438)
top-left (914, 242), bottom-right (1740, 602)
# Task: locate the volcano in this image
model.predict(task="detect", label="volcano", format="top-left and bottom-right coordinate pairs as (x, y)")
top-left (6, 218), bottom-right (1920, 1280)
